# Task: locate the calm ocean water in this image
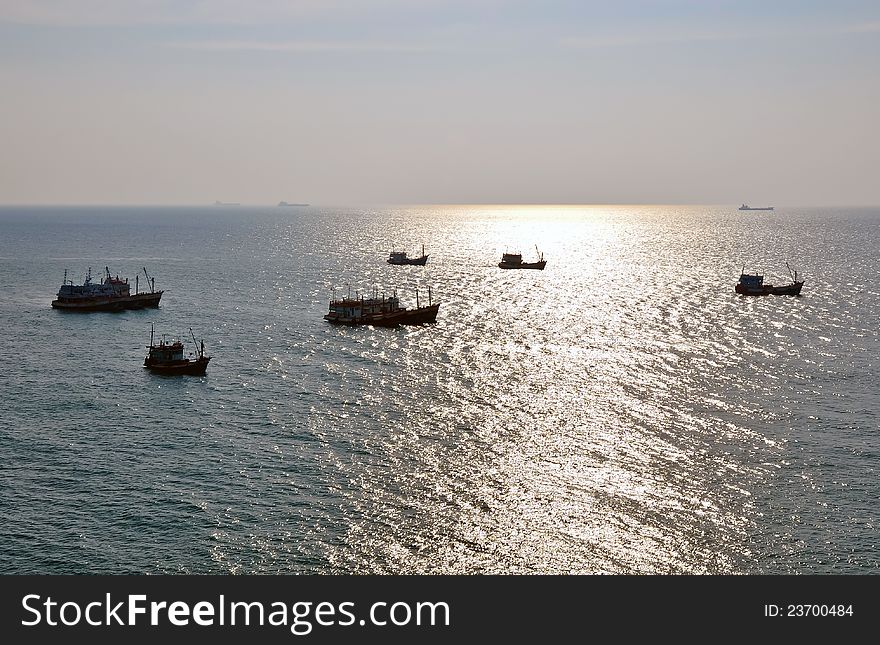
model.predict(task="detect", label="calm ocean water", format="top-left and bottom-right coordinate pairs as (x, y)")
top-left (0, 204), bottom-right (877, 574)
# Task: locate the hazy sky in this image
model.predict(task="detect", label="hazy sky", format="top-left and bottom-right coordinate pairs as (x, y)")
top-left (1, 1), bottom-right (878, 206)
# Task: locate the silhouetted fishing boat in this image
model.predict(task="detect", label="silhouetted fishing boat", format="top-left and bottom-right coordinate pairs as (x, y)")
top-left (51, 267), bottom-right (163, 311)
top-left (144, 326), bottom-right (210, 375)
top-left (739, 204), bottom-right (774, 211)
top-left (498, 246), bottom-right (546, 270)
top-left (736, 263), bottom-right (804, 296)
top-left (324, 286), bottom-right (439, 326)
top-left (387, 244), bottom-right (429, 265)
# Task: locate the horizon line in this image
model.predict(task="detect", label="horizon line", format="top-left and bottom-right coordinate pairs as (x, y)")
top-left (1, 202), bottom-right (878, 209)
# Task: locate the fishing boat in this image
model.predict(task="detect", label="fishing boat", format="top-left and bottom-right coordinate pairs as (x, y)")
top-left (51, 267), bottom-right (163, 311)
top-left (323, 287), bottom-right (439, 326)
top-left (735, 263), bottom-right (804, 296)
top-left (144, 326), bottom-right (211, 375)
top-left (498, 246), bottom-right (546, 270)
top-left (738, 204), bottom-right (774, 211)
top-left (387, 244), bottom-right (429, 266)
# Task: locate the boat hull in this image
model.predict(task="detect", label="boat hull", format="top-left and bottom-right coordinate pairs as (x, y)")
top-left (735, 281), bottom-right (803, 296)
top-left (324, 303), bottom-right (440, 326)
top-left (498, 261), bottom-right (546, 270)
top-left (52, 291), bottom-right (163, 311)
top-left (144, 356), bottom-right (210, 375)
top-left (387, 256), bottom-right (428, 266)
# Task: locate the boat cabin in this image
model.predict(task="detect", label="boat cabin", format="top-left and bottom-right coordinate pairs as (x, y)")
top-left (327, 295), bottom-right (402, 320)
top-left (738, 273), bottom-right (764, 287)
top-left (147, 340), bottom-right (185, 364)
top-left (56, 282), bottom-right (117, 299)
top-left (102, 269), bottom-right (130, 295)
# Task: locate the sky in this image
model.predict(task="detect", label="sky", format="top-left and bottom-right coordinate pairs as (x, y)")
top-left (0, 0), bottom-right (878, 206)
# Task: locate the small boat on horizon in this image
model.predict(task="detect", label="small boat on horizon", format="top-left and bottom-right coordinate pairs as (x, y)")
top-left (387, 244), bottom-right (429, 266)
top-left (323, 286), bottom-right (439, 326)
top-left (498, 246), bottom-right (546, 270)
top-left (144, 326), bottom-right (211, 375)
top-left (51, 266), bottom-right (163, 312)
top-left (738, 204), bottom-right (774, 211)
top-left (735, 263), bottom-right (804, 296)
top-left (278, 201), bottom-right (309, 207)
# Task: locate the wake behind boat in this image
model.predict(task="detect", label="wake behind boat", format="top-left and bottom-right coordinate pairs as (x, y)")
top-left (51, 267), bottom-right (163, 312)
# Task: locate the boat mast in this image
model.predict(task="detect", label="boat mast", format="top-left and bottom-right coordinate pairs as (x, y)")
top-left (190, 328), bottom-right (200, 357)
top-left (428, 285), bottom-right (432, 306)
top-left (135, 274), bottom-right (139, 295)
top-left (143, 267), bottom-right (155, 293)
top-left (416, 288), bottom-right (420, 309)
top-left (150, 323), bottom-right (154, 348)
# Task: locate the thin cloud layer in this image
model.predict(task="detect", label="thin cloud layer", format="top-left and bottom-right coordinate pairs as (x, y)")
top-left (0, 0), bottom-right (387, 26)
top-left (0, 0), bottom-right (480, 26)
top-left (166, 39), bottom-right (437, 53)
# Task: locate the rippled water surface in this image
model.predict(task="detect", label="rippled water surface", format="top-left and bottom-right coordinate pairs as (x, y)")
top-left (0, 205), bottom-right (877, 574)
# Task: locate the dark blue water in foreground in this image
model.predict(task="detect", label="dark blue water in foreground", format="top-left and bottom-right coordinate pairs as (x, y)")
top-left (0, 204), bottom-right (877, 574)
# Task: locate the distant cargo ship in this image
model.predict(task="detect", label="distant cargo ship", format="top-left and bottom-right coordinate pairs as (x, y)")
top-left (278, 201), bottom-right (309, 207)
top-left (738, 204), bottom-right (774, 211)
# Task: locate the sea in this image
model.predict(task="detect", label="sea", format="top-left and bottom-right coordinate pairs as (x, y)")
top-left (0, 204), bottom-right (877, 574)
